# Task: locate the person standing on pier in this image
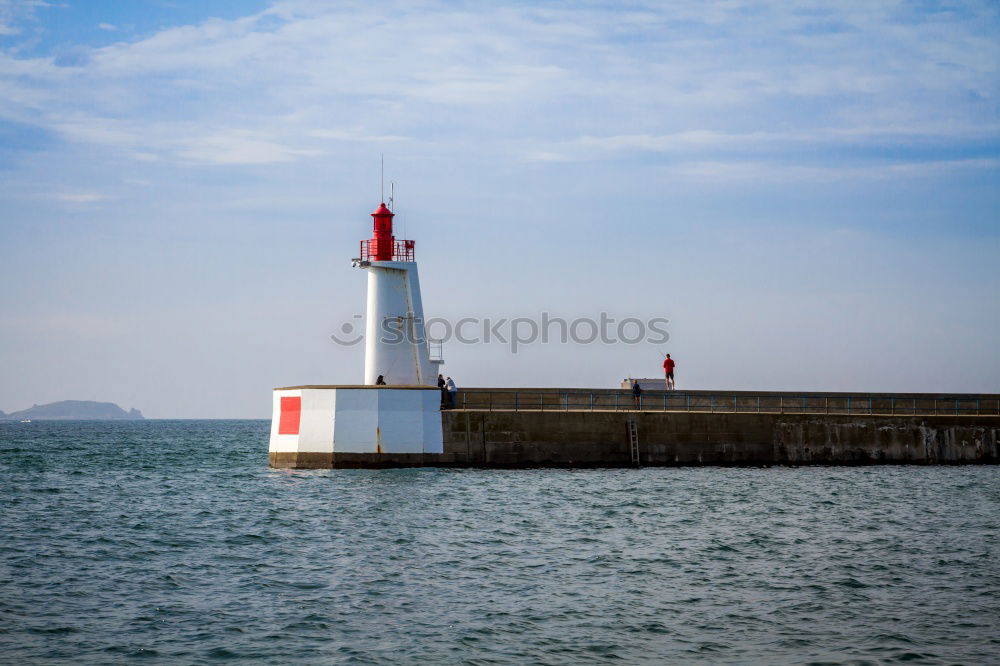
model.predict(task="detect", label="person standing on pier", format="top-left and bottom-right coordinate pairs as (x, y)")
top-left (663, 354), bottom-right (676, 390)
top-left (632, 379), bottom-right (643, 408)
top-left (438, 374), bottom-right (447, 408)
top-left (445, 376), bottom-right (458, 409)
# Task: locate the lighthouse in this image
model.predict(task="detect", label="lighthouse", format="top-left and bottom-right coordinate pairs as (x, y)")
top-left (355, 203), bottom-right (435, 385)
top-left (268, 201), bottom-right (444, 468)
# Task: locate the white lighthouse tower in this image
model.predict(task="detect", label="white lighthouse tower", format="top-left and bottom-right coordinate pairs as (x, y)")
top-left (355, 203), bottom-right (435, 385)
top-left (267, 201), bottom-right (444, 468)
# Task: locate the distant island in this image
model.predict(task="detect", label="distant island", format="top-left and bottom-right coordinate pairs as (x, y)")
top-left (1, 400), bottom-right (144, 420)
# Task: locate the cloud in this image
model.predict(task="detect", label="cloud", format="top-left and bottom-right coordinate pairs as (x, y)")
top-left (654, 157), bottom-right (1000, 184)
top-left (544, 124), bottom-right (999, 182)
top-left (97, 22), bottom-right (116, 32)
top-left (55, 192), bottom-right (111, 203)
top-left (0, 0), bottom-right (51, 38)
top-left (177, 131), bottom-right (322, 165)
top-left (0, 0), bottom-right (995, 178)
top-left (307, 128), bottom-right (408, 143)
top-left (523, 151), bottom-right (571, 163)
top-left (576, 131), bottom-right (778, 152)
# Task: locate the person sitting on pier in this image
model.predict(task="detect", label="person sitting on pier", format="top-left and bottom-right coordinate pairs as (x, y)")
top-left (632, 379), bottom-right (643, 408)
top-left (375, 375), bottom-right (386, 385)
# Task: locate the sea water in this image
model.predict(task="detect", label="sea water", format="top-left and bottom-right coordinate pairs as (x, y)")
top-left (1, 420), bottom-right (998, 664)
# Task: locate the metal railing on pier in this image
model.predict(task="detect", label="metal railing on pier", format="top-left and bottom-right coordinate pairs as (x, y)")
top-left (454, 390), bottom-right (1000, 417)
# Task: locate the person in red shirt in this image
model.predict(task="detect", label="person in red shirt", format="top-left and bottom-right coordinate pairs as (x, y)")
top-left (663, 354), bottom-right (676, 390)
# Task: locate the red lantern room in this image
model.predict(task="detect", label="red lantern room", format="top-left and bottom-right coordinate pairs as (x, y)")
top-left (370, 202), bottom-right (394, 261)
top-left (359, 202), bottom-right (415, 262)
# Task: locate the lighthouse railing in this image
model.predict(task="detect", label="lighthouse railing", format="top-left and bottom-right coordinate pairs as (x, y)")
top-left (360, 239), bottom-right (415, 262)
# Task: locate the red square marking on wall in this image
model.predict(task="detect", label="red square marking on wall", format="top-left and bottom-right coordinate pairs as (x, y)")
top-left (278, 396), bottom-right (301, 435)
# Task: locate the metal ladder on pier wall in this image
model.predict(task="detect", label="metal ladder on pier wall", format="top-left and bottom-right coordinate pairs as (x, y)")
top-left (627, 417), bottom-right (640, 467)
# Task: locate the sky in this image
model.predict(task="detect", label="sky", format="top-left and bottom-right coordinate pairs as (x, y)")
top-left (0, 0), bottom-right (997, 418)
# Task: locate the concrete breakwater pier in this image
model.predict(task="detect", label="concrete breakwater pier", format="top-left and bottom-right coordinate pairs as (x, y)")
top-left (269, 388), bottom-right (999, 469)
top-left (266, 201), bottom-right (998, 470)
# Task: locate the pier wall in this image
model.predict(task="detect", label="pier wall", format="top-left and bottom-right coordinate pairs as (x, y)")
top-left (271, 410), bottom-right (999, 468)
top-left (439, 411), bottom-right (999, 467)
top-left (267, 388), bottom-right (1000, 468)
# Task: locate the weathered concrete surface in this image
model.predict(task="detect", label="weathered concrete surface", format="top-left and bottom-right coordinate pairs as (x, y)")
top-left (441, 411), bottom-right (999, 467)
top-left (772, 416), bottom-right (999, 464)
